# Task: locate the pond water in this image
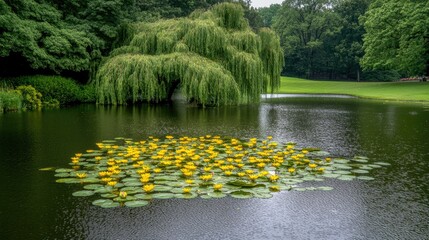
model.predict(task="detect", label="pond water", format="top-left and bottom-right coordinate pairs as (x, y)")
top-left (1, 97), bottom-right (428, 239)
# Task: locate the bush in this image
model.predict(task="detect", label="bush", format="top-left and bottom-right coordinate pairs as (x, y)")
top-left (0, 90), bottom-right (22, 112)
top-left (77, 83), bottom-right (96, 103)
top-left (16, 85), bottom-right (42, 110)
top-left (10, 75), bottom-right (84, 104)
top-left (362, 70), bottom-right (400, 82)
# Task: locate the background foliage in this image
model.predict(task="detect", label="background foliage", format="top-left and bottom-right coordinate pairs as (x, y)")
top-left (96, 3), bottom-right (283, 105)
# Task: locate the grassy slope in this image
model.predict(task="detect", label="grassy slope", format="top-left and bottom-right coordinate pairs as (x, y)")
top-left (276, 77), bottom-right (429, 102)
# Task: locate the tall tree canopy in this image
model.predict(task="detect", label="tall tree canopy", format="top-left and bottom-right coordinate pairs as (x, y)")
top-left (258, 4), bottom-right (281, 28)
top-left (0, 0), bottom-right (93, 73)
top-left (272, 0), bottom-right (340, 78)
top-left (96, 3), bottom-right (283, 106)
top-left (332, 0), bottom-right (370, 81)
top-left (0, 0), bottom-right (229, 77)
top-left (361, 0), bottom-right (429, 76)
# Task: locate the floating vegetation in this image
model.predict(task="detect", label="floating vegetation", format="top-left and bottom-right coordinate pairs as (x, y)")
top-left (53, 136), bottom-right (389, 208)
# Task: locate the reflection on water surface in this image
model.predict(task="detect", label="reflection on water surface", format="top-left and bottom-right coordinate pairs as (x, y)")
top-left (0, 97), bottom-right (428, 239)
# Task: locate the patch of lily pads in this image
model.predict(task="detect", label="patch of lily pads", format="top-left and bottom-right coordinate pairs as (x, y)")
top-left (52, 135), bottom-right (389, 208)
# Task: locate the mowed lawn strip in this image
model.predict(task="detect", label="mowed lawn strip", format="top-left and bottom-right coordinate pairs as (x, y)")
top-left (276, 77), bottom-right (429, 101)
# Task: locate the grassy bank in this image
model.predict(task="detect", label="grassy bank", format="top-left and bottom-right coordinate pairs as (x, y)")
top-left (276, 77), bottom-right (429, 102)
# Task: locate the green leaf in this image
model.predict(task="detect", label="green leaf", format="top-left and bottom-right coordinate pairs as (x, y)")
top-left (72, 190), bottom-right (94, 197)
top-left (151, 193), bottom-right (175, 199)
top-left (125, 200), bottom-right (149, 207)
top-left (230, 190), bottom-right (253, 199)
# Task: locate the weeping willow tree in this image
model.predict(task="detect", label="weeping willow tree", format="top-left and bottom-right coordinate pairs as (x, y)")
top-left (96, 3), bottom-right (283, 106)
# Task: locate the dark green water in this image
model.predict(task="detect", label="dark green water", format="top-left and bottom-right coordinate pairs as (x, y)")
top-left (1, 97), bottom-right (428, 239)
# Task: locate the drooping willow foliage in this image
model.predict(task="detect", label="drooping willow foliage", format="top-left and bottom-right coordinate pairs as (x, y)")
top-left (96, 3), bottom-right (283, 106)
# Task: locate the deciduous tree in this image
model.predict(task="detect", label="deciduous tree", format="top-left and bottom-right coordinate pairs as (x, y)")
top-left (361, 0), bottom-right (429, 76)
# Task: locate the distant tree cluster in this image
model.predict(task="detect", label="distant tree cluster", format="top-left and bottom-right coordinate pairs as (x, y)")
top-left (259, 0), bottom-right (429, 80)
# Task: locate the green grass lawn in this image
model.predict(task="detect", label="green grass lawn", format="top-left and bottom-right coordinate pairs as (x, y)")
top-left (276, 77), bottom-right (429, 102)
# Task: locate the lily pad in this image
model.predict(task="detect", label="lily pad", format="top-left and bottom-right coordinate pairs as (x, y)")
top-left (317, 186), bottom-right (334, 191)
top-left (230, 190), bottom-right (253, 199)
top-left (254, 193), bottom-right (273, 199)
top-left (351, 169), bottom-right (369, 174)
top-left (81, 178), bottom-right (100, 183)
top-left (92, 199), bottom-right (113, 206)
top-left (84, 184), bottom-right (104, 190)
top-left (99, 201), bottom-right (120, 208)
top-left (151, 193), bottom-right (175, 199)
top-left (374, 162), bottom-right (390, 166)
top-left (55, 168), bottom-right (73, 173)
top-left (357, 176), bottom-right (375, 181)
top-left (125, 200), bottom-right (149, 207)
top-left (72, 190), bottom-right (95, 197)
top-left (207, 192), bottom-right (227, 198)
top-left (56, 178), bottom-right (81, 184)
top-left (124, 182), bottom-right (143, 187)
top-left (39, 167), bottom-right (54, 171)
top-left (337, 175), bottom-right (356, 181)
top-left (101, 193), bottom-right (117, 198)
top-left (153, 185), bottom-right (173, 192)
top-left (200, 195), bottom-right (212, 199)
top-left (175, 193), bottom-right (198, 199)
top-left (134, 193), bottom-right (153, 200)
top-left (55, 173), bottom-right (70, 178)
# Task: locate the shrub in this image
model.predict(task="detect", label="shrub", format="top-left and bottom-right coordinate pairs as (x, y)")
top-left (362, 70), bottom-right (400, 82)
top-left (11, 75), bottom-right (82, 104)
top-left (0, 90), bottom-right (22, 112)
top-left (77, 83), bottom-right (96, 103)
top-left (16, 85), bottom-right (42, 110)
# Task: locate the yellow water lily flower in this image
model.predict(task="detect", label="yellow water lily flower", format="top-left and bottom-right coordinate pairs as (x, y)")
top-left (183, 187), bottom-right (192, 194)
top-left (269, 185), bottom-right (280, 192)
top-left (309, 163), bottom-right (317, 169)
top-left (185, 179), bottom-right (194, 185)
top-left (237, 172), bottom-right (246, 177)
top-left (101, 177), bottom-right (112, 182)
top-left (182, 170), bottom-right (194, 178)
top-left (76, 173), bottom-right (87, 178)
top-left (143, 184), bottom-right (155, 193)
top-left (269, 175), bottom-right (279, 182)
top-left (140, 177), bottom-right (150, 183)
top-left (248, 174), bottom-right (259, 181)
top-left (272, 162), bottom-right (281, 168)
top-left (200, 174), bottom-right (213, 181)
top-left (288, 168), bottom-right (295, 174)
top-left (107, 181), bottom-right (117, 187)
top-left (213, 184), bottom-right (223, 191)
top-left (325, 157), bottom-right (332, 162)
top-left (119, 191), bottom-right (127, 198)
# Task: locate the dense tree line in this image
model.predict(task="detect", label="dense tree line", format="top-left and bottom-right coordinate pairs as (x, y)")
top-left (260, 0), bottom-right (428, 80)
top-left (1, 0), bottom-right (427, 82)
top-left (1, 0), bottom-right (250, 80)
